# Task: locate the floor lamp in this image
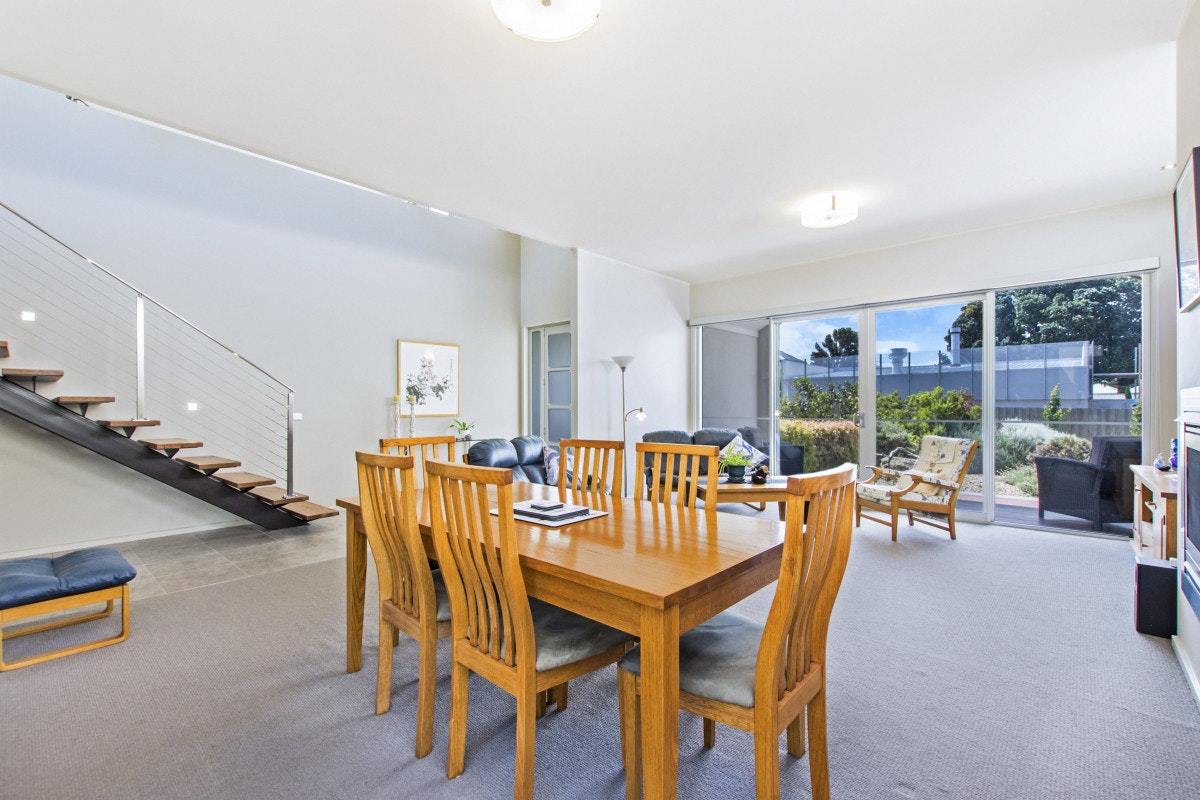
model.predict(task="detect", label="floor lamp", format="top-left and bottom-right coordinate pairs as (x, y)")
top-left (612, 356), bottom-right (645, 497)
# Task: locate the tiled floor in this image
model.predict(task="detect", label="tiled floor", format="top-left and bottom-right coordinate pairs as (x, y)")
top-left (117, 516), bottom-right (345, 600)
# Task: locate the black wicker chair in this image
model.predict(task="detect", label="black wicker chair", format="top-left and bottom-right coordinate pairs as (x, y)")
top-left (1034, 435), bottom-right (1141, 530)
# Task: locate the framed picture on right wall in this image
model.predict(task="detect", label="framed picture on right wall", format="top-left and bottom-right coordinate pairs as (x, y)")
top-left (1176, 146), bottom-right (1200, 312)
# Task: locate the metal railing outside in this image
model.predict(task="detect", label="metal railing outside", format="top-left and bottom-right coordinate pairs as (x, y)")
top-left (0, 202), bottom-right (294, 494)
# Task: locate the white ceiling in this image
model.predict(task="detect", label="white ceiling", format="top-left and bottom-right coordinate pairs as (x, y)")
top-left (0, 1), bottom-right (1192, 284)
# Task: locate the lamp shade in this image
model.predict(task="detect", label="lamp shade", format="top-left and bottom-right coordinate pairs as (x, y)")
top-left (492, 0), bottom-right (601, 42)
top-left (800, 192), bottom-right (860, 229)
top-left (611, 355), bottom-right (635, 370)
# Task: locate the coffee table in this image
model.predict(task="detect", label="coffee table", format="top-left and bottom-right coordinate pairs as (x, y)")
top-left (696, 475), bottom-right (793, 520)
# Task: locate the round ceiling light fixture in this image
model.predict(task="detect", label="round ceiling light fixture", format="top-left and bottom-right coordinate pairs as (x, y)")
top-left (492, 0), bottom-right (601, 42)
top-left (800, 192), bottom-right (861, 229)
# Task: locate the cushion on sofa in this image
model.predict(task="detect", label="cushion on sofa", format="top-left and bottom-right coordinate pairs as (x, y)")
top-left (719, 435), bottom-right (768, 469)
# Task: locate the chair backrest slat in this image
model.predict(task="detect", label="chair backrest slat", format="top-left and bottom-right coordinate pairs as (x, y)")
top-left (558, 438), bottom-right (624, 497)
top-left (355, 451), bottom-right (435, 620)
top-left (379, 435), bottom-right (457, 487)
top-left (426, 459), bottom-right (534, 668)
top-left (756, 463), bottom-right (857, 706)
top-left (635, 441), bottom-right (719, 510)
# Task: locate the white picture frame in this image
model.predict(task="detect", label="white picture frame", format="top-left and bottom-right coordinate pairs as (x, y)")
top-left (397, 340), bottom-right (460, 417)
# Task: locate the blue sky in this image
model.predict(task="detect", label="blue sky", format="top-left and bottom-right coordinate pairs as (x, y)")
top-left (779, 302), bottom-right (966, 359)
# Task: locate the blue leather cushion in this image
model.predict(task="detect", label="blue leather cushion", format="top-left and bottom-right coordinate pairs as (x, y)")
top-left (0, 547), bottom-right (137, 609)
top-left (467, 439), bottom-right (519, 469)
top-left (619, 610), bottom-right (762, 708)
top-left (512, 436), bottom-right (549, 484)
top-left (466, 437), bottom-right (550, 483)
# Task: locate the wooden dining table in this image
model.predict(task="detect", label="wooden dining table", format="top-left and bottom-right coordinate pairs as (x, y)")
top-left (337, 484), bottom-right (785, 800)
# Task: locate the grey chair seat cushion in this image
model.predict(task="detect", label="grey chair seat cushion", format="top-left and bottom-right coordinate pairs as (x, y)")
top-left (619, 610), bottom-right (762, 708)
top-left (429, 568), bottom-right (452, 623)
top-left (529, 597), bottom-right (633, 672)
top-left (0, 547), bottom-right (137, 610)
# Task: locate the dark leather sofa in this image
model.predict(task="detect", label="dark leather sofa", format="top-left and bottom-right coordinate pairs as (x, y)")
top-left (1034, 435), bottom-right (1141, 530)
top-left (641, 427), bottom-right (804, 476)
top-left (465, 436), bottom-right (551, 483)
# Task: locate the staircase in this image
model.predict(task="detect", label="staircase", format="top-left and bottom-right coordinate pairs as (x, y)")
top-left (0, 202), bottom-right (337, 530)
top-left (0, 340), bottom-right (335, 529)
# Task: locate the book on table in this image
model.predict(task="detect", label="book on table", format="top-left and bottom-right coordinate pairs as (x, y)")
top-left (511, 500), bottom-right (591, 522)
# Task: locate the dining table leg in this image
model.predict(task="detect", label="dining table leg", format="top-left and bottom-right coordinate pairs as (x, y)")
top-left (639, 605), bottom-right (680, 800)
top-left (346, 509), bottom-right (366, 673)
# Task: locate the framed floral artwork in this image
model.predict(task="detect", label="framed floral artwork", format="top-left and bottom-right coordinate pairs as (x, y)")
top-left (397, 340), bottom-right (459, 416)
top-left (1175, 147), bottom-right (1200, 312)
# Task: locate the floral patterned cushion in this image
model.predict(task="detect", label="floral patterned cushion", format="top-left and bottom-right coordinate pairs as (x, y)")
top-left (718, 434), bottom-right (769, 470)
top-left (912, 436), bottom-right (974, 482)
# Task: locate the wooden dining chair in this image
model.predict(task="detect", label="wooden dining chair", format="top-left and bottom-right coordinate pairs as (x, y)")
top-left (617, 463), bottom-right (857, 800)
top-left (424, 459), bottom-right (634, 800)
top-left (378, 435), bottom-right (456, 486)
top-left (355, 451), bottom-right (451, 758)
top-left (557, 438), bottom-right (624, 497)
top-left (635, 441), bottom-right (720, 510)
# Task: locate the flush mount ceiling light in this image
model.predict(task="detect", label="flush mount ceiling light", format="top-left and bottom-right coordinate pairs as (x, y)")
top-left (492, 0), bottom-right (601, 42)
top-left (800, 192), bottom-right (860, 229)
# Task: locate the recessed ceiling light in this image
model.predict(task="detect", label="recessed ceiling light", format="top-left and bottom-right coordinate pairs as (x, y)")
top-left (800, 192), bottom-right (860, 229)
top-left (427, 207), bottom-right (450, 216)
top-left (20, 310), bottom-right (35, 322)
top-left (186, 402), bottom-right (199, 411)
top-left (1161, 163), bottom-right (1177, 171)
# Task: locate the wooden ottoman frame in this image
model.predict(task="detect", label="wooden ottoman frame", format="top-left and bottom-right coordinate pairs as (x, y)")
top-left (1, 582), bottom-right (132, 671)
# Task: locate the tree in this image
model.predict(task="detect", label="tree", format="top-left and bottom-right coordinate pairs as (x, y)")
top-left (811, 327), bottom-right (858, 359)
top-left (1043, 384), bottom-right (1066, 423)
top-left (945, 277), bottom-right (1141, 394)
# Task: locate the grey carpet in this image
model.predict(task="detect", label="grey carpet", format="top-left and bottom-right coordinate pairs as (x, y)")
top-left (4, 519), bottom-right (1200, 799)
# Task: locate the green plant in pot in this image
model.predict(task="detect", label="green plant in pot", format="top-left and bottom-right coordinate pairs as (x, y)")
top-left (449, 419), bottom-right (475, 440)
top-left (720, 449), bottom-right (754, 483)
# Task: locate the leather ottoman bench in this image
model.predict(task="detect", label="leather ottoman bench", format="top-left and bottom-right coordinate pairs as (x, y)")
top-left (0, 547), bottom-right (137, 671)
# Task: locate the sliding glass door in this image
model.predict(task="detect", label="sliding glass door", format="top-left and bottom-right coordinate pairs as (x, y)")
top-left (776, 315), bottom-right (861, 473)
top-left (698, 271), bottom-right (1148, 534)
top-left (872, 300), bottom-right (984, 520)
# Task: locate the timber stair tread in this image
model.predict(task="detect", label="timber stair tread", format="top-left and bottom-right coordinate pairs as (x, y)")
top-left (281, 500), bottom-right (340, 521)
top-left (54, 396), bottom-right (116, 418)
top-left (99, 419), bottom-right (161, 438)
top-left (214, 471), bottom-right (275, 490)
top-left (249, 486), bottom-right (309, 506)
top-left (0, 341), bottom-right (8, 358)
top-left (3, 368), bottom-right (64, 380)
top-left (140, 438), bottom-right (204, 451)
top-left (178, 455), bottom-right (241, 474)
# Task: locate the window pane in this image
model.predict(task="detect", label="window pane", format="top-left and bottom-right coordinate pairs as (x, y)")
top-left (548, 370), bottom-right (571, 405)
top-left (530, 331), bottom-right (542, 436)
top-left (548, 408), bottom-right (571, 443)
top-left (988, 275), bottom-right (1143, 532)
top-left (778, 314), bottom-right (859, 472)
top-left (547, 332), bottom-right (571, 368)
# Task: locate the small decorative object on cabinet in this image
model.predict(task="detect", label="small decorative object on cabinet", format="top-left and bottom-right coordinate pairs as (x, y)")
top-left (1131, 464), bottom-right (1178, 561)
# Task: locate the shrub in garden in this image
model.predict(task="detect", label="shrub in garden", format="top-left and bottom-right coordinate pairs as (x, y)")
top-left (1030, 434), bottom-right (1092, 463)
top-left (780, 419), bottom-right (858, 472)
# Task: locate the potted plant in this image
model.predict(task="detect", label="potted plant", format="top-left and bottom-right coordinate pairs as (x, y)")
top-left (720, 449), bottom-right (754, 483)
top-left (449, 419), bottom-right (476, 440)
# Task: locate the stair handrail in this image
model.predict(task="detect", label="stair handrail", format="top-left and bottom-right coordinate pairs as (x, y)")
top-left (0, 200), bottom-right (296, 496)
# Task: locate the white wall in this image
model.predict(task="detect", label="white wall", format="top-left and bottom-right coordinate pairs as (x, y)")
top-left (0, 76), bottom-right (521, 556)
top-left (519, 238), bottom-right (574, 329)
top-left (1173, 0), bottom-right (1200, 705)
top-left (574, 252), bottom-right (689, 448)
